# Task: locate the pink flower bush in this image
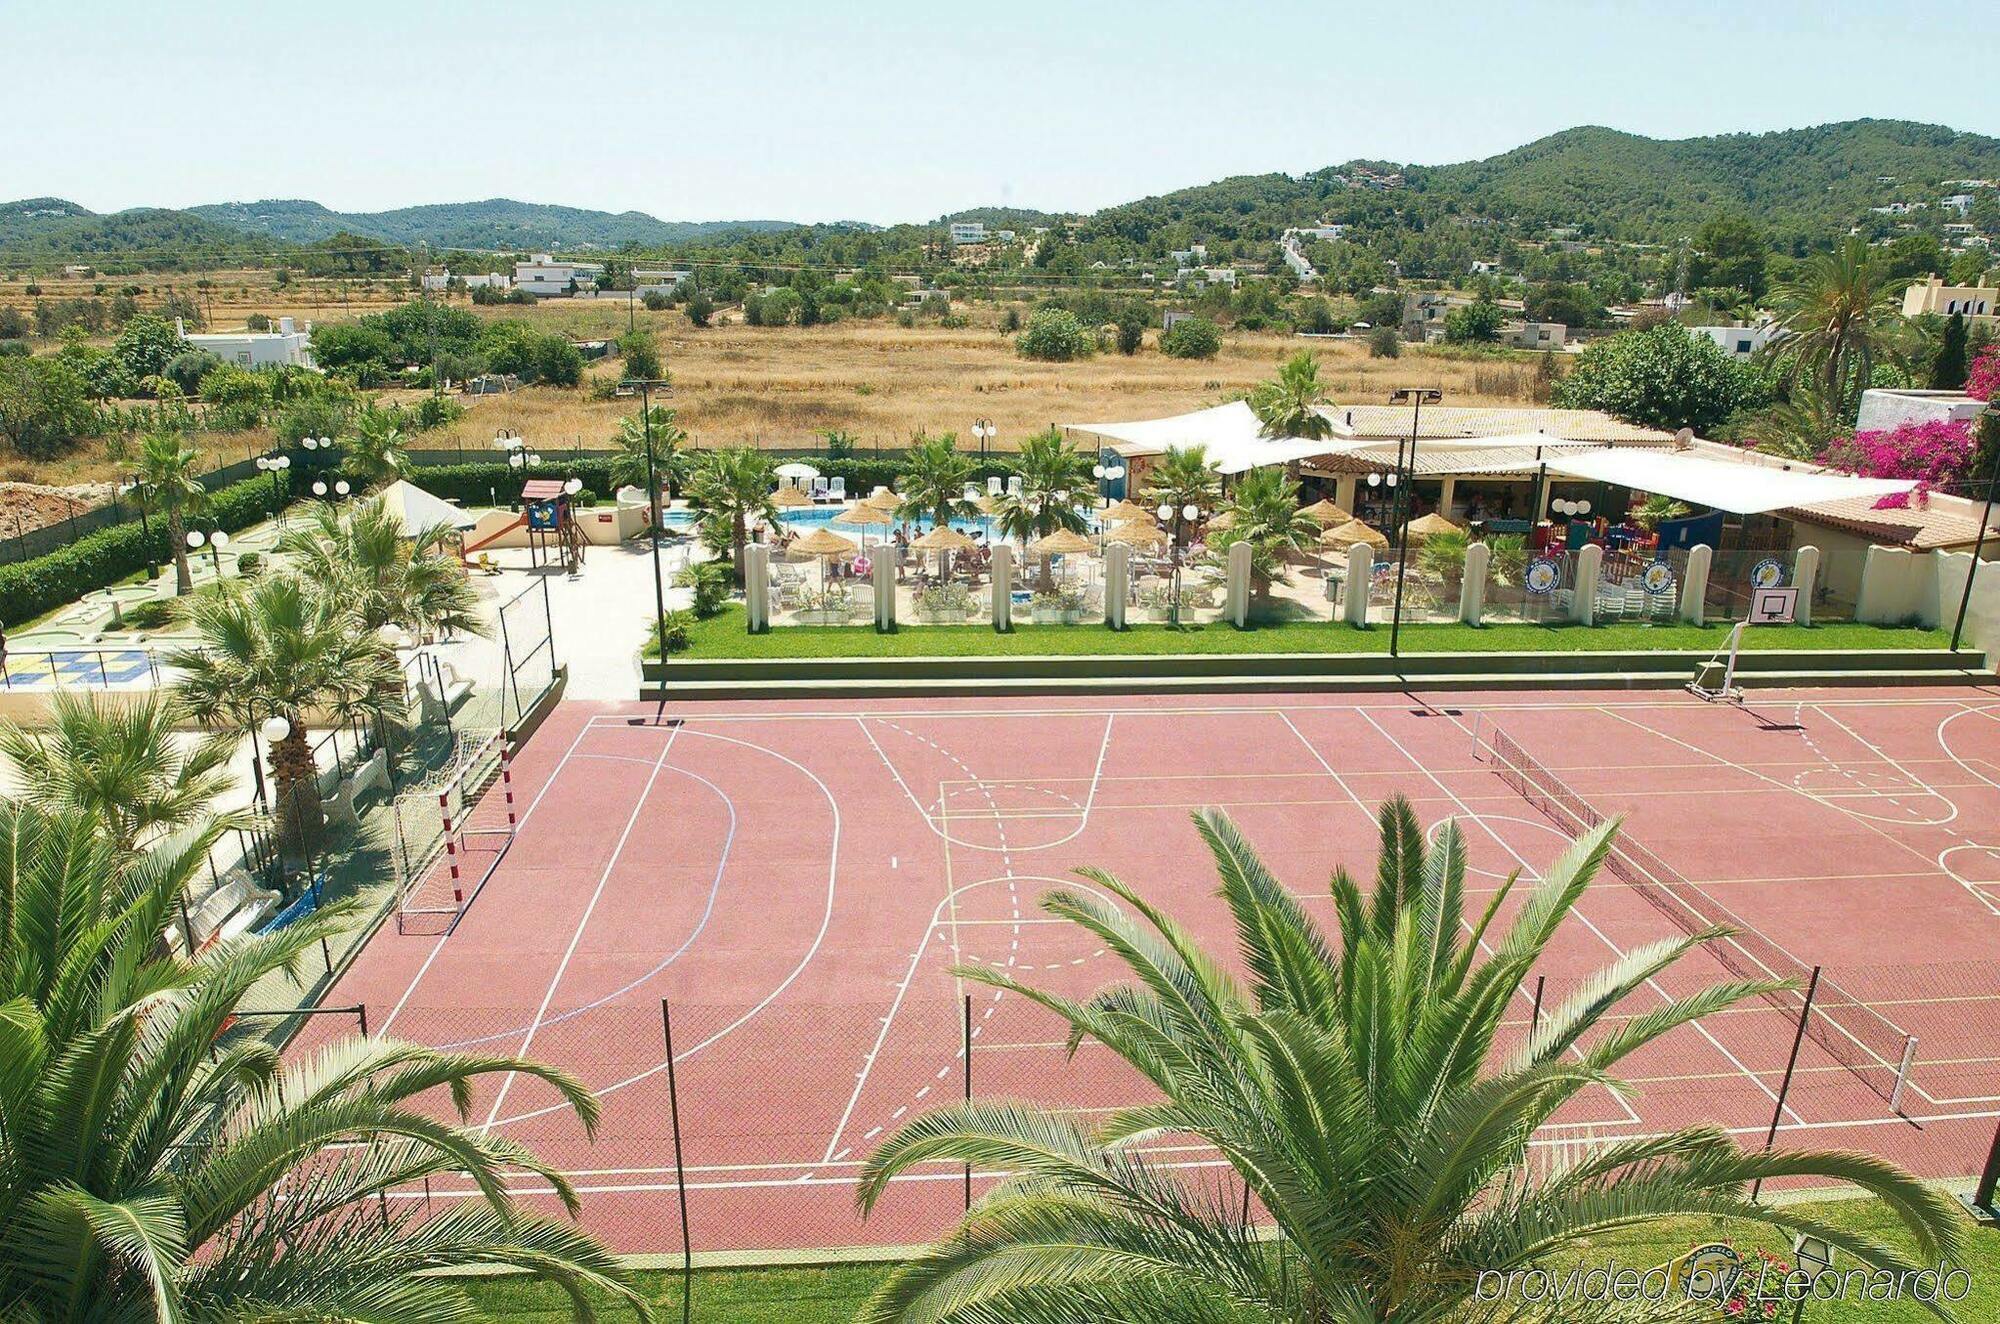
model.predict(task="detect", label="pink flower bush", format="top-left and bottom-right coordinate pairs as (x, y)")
top-left (1967, 343), bottom-right (2000, 403)
top-left (1822, 418), bottom-right (1978, 506)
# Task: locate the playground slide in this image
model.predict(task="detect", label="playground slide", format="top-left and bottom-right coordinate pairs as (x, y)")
top-left (460, 512), bottom-right (527, 557)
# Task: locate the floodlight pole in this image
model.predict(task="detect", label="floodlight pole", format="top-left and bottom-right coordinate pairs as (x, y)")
top-left (1949, 414), bottom-right (2000, 655)
top-left (625, 378), bottom-right (673, 696)
top-left (1965, 1117), bottom-right (2000, 1223)
top-left (1386, 388), bottom-right (1441, 658)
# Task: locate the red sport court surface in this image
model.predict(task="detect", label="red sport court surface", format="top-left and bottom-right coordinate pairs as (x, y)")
top-left (321, 687), bottom-right (2000, 1254)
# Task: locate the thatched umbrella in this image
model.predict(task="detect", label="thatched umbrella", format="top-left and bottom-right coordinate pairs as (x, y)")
top-left (772, 484), bottom-right (816, 509)
top-left (977, 492), bottom-right (1009, 515)
top-left (1404, 511), bottom-right (1463, 539)
top-left (1321, 518), bottom-right (1390, 551)
top-left (1030, 529), bottom-right (1095, 556)
top-left (1102, 498), bottom-right (1153, 523)
top-left (1299, 497), bottom-right (1353, 525)
top-left (1206, 510), bottom-right (1236, 532)
top-left (787, 526), bottom-right (859, 589)
top-left (834, 503), bottom-right (896, 549)
top-left (1105, 520), bottom-right (1168, 549)
top-left (864, 487), bottom-right (905, 512)
top-left (911, 524), bottom-right (976, 577)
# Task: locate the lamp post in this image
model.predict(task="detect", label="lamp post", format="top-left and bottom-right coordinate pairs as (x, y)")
top-left (623, 377), bottom-right (674, 687)
top-left (972, 418), bottom-right (995, 461)
top-left (254, 451), bottom-right (292, 526)
top-left (1385, 387), bottom-right (1442, 658)
top-left (121, 479), bottom-right (157, 576)
top-left (186, 527), bottom-right (228, 578)
top-left (1157, 500), bottom-right (1202, 627)
top-left (1092, 461), bottom-right (1125, 555)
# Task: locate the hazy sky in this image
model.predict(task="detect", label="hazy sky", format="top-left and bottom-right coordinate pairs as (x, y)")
top-left (9, 1), bottom-right (1998, 224)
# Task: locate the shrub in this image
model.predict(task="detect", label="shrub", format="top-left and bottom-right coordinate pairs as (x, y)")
top-left (163, 349), bottom-right (222, 396)
top-left (1015, 308), bottom-right (1094, 361)
top-left (619, 329), bottom-right (661, 379)
top-left (641, 289), bottom-right (672, 312)
top-left (1368, 325), bottom-right (1401, 358)
top-left (649, 609), bottom-right (696, 655)
top-left (1442, 299), bottom-right (1503, 345)
top-left (1551, 323), bottom-right (1767, 433)
top-left (1114, 307), bottom-right (1147, 355)
top-left (1160, 317), bottom-right (1222, 360)
top-left (675, 559), bottom-right (734, 618)
top-left (237, 551), bottom-right (262, 576)
top-left (118, 599), bottom-right (178, 630)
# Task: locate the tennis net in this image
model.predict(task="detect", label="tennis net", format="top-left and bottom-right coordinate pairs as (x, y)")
top-left (1479, 722), bottom-right (1918, 1111)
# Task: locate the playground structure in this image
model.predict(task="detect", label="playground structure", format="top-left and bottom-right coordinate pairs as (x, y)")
top-left (461, 487), bottom-right (646, 566)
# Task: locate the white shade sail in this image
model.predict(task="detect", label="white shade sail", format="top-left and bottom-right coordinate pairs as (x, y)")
top-left (1536, 448), bottom-right (1916, 516)
top-left (1063, 401), bottom-right (1345, 475)
top-left (377, 479), bottom-right (476, 534)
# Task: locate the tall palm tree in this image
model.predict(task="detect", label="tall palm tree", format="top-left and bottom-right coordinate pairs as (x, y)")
top-left (0, 799), bottom-right (647, 1322)
top-left (610, 405), bottom-right (689, 531)
top-left (0, 689), bottom-right (235, 853)
top-left (169, 575), bottom-right (400, 855)
top-left (1142, 444), bottom-right (1224, 566)
top-left (858, 800), bottom-right (1960, 1324)
top-left (1212, 465), bottom-right (1315, 611)
top-left (1766, 237), bottom-right (1901, 413)
top-left (685, 448), bottom-right (779, 587)
top-left (991, 429), bottom-right (1092, 590)
top-left (1248, 350), bottom-right (1334, 440)
top-left (343, 408), bottom-right (412, 487)
top-left (897, 433), bottom-right (979, 578)
top-left (133, 432), bottom-right (207, 595)
top-left (279, 496), bottom-right (485, 642)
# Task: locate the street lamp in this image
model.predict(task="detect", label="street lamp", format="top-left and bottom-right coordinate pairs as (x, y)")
top-left (1156, 500), bottom-right (1202, 627)
top-left (255, 452), bottom-right (292, 525)
top-left (972, 418), bottom-right (995, 460)
top-left (624, 377), bottom-right (674, 696)
top-left (1092, 461), bottom-right (1125, 554)
top-left (1385, 387), bottom-right (1442, 658)
top-left (187, 527), bottom-right (228, 577)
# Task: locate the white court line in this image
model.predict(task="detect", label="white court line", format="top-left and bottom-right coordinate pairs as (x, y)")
top-left (480, 726), bottom-right (680, 1130)
top-left (1361, 708), bottom-right (1794, 1123)
top-left (379, 713), bottom-right (601, 1035)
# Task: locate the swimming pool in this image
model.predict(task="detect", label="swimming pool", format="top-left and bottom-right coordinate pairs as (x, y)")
top-left (660, 506), bottom-right (1106, 535)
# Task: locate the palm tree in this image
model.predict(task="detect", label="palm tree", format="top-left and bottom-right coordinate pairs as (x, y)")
top-left (1248, 350), bottom-right (1334, 439)
top-left (897, 433), bottom-right (979, 578)
top-left (1211, 465), bottom-right (1315, 612)
top-left (169, 575), bottom-right (400, 855)
top-left (279, 496), bottom-right (485, 642)
top-left (343, 407), bottom-right (412, 487)
top-left (133, 432), bottom-right (207, 595)
top-left (0, 799), bottom-right (647, 1321)
top-left (610, 405), bottom-right (689, 531)
top-left (1142, 444), bottom-right (1224, 567)
top-left (685, 448), bottom-right (779, 587)
top-left (991, 429), bottom-right (1092, 590)
top-left (0, 689), bottom-right (235, 853)
top-left (858, 799), bottom-right (1960, 1324)
top-left (1766, 237), bottom-right (1901, 413)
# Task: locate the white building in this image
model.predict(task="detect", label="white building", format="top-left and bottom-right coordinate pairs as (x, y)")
top-left (1507, 321), bottom-right (1565, 350)
top-left (948, 221), bottom-right (987, 245)
top-left (1691, 322), bottom-right (1778, 359)
top-left (1855, 387), bottom-right (1990, 433)
top-left (1943, 193), bottom-right (1976, 216)
top-left (180, 316), bottom-right (314, 369)
top-left (513, 254), bottom-right (605, 296)
top-left (422, 271), bottom-right (512, 292)
top-left (1469, 260), bottom-right (1500, 276)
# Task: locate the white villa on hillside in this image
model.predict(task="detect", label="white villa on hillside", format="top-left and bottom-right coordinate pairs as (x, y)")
top-left (514, 254), bottom-right (606, 296)
top-left (178, 316), bottom-right (314, 369)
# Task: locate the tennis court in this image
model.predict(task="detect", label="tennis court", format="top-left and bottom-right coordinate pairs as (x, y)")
top-left (314, 686), bottom-right (2000, 1254)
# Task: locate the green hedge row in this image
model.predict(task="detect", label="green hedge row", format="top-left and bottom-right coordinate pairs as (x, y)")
top-left (403, 455), bottom-right (1024, 509)
top-left (1, 475), bottom-right (287, 628)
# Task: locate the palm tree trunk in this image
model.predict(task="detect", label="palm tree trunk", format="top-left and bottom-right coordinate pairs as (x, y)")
top-left (167, 510), bottom-right (192, 594)
top-left (732, 514), bottom-right (748, 587)
top-left (1038, 554), bottom-right (1055, 592)
top-left (268, 724), bottom-right (323, 860)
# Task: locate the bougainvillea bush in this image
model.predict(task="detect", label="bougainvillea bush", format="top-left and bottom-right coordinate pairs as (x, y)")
top-left (1967, 343), bottom-right (2000, 403)
top-left (1821, 418), bottom-right (1978, 507)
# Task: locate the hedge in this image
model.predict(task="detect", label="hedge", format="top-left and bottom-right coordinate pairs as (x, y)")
top-left (1, 473), bottom-right (289, 628)
top-left (403, 455), bottom-right (1025, 508)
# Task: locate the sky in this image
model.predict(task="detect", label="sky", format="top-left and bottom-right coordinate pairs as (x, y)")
top-left (8, 0), bottom-right (1999, 225)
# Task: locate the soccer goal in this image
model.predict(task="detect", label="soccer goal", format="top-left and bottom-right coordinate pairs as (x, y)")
top-left (392, 731), bottom-right (517, 934)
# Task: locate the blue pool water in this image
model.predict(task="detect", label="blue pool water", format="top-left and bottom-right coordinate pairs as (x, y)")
top-left (661, 506), bottom-right (1105, 536)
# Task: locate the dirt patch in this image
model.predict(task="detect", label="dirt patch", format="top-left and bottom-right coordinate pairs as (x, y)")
top-left (0, 480), bottom-right (116, 538)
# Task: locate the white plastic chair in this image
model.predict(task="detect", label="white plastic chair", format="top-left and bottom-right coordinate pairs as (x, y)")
top-left (1007, 476), bottom-right (1023, 496)
top-left (988, 476), bottom-right (1004, 496)
top-left (829, 477), bottom-right (846, 502)
top-left (811, 477), bottom-right (830, 501)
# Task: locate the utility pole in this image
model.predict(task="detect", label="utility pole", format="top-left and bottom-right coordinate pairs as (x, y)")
top-left (623, 377), bottom-right (674, 683)
top-left (1386, 388), bottom-right (1441, 657)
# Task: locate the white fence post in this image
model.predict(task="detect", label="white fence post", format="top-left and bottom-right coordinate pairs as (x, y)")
top-left (1792, 545), bottom-right (1819, 628)
top-left (991, 543), bottom-right (1013, 631)
top-left (744, 544), bottom-right (770, 632)
top-left (873, 553), bottom-right (896, 631)
top-left (1460, 541), bottom-right (1490, 625)
top-left (1105, 543), bottom-right (1130, 629)
top-left (1344, 542), bottom-right (1372, 626)
top-left (1570, 543), bottom-right (1602, 626)
top-left (1679, 544), bottom-right (1711, 625)
top-left (1228, 541), bottom-right (1254, 628)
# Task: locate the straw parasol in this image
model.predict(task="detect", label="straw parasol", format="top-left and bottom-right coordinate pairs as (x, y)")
top-left (977, 492), bottom-right (1011, 515)
top-left (1105, 521), bottom-right (1168, 549)
top-left (789, 527), bottom-right (859, 560)
top-left (1206, 509), bottom-right (1236, 532)
top-left (1102, 498), bottom-right (1153, 523)
top-left (1030, 529), bottom-right (1095, 556)
top-left (1404, 511), bottom-right (1464, 539)
top-left (1299, 497), bottom-right (1353, 525)
top-left (864, 487), bottom-right (906, 512)
top-left (772, 484), bottom-right (815, 508)
top-left (834, 503), bottom-right (896, 550)
top-left (1320, 518), bottom-right (1389, 550)
top-left (910, 526), bottom-right (975, 553)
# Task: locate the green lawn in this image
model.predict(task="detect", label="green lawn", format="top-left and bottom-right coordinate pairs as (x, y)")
top-left (465, 1195), bottom-right (1996, 1322)
top-left (649, 606), bottom-right (1951, 660)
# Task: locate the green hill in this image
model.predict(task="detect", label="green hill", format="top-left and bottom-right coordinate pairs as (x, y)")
top-left (188, 198), bottom-right (801, 251)
top-left (0, 199), bottom-right (262, 269)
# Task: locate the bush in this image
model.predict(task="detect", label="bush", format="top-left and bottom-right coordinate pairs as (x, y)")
top-left (649, 609), bottom-right (696, 656)
top-left (619, 329), bottom-right (661, 380)
top-left (118, 599), bottom-right (178, 630)
top-left (1550, 324), bottom-right (1767, 433)
top-left (163, 349), bottom-right (222, 396)
top-left (1159, 316), bottom-right (1222, 360)
top-left (1368, 325), bottom-right (1401, 358)
top-left (676, 559), bottom-right (734, 618)
top-left (1443, 299), bottom-right (1503, 345)
top-left (640, 289), bottom-right (672, 312)
top-left (236, 551), bottom-right (262, 576)
top-left (1114, 307), bottom-right (1147, 355)
top-left (1015, 308), bottom-right (1094, 362)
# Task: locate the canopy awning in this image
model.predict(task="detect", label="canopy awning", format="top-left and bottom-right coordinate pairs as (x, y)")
top-left (1063, 400), bottom-right (1345, 475)
top-left (376, 479), bottom-right (476, 535)
top-left (1535, 448), bottom-right (1916, 516)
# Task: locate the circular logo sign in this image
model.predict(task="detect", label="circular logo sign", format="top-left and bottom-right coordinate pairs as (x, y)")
top-left (1524, 557), bottom-right (1562, 596)
top-left (1642, 560), bottom-right (1677, 597)
top-left (1751, 558), bottom-right (1785, 590)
